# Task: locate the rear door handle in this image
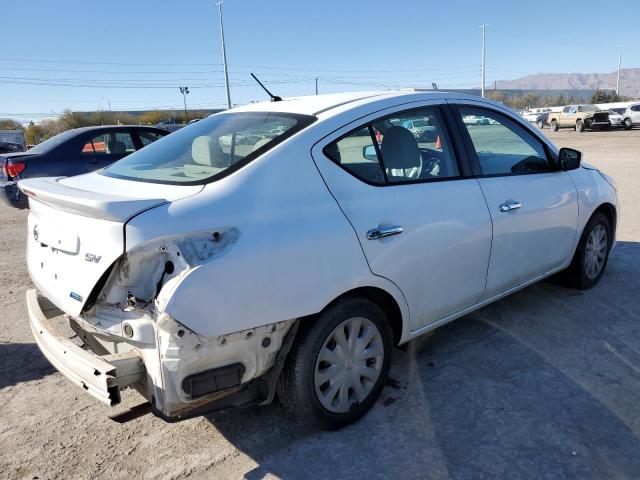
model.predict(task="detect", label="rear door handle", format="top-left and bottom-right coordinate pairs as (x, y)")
top-left (499, 201), bottom-right (522, 212)
top-left (366, 225), bottom-right (404, 240)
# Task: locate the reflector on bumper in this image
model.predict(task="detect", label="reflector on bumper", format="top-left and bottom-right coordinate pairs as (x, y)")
top-left (26, 289), bottom-right (144, 406)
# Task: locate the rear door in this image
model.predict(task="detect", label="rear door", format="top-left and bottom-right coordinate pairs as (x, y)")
top-left (451, 103), bottom-right (578, 298)
top-left (81, 130), bottom-right (137, 172)
top-left (312, 103), bottom-right (492, 331)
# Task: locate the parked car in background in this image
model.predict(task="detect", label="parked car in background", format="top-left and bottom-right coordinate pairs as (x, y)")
top-left (521, 108), bottom-right (552, 129)
top-left (21, 91), bottom-right (617, 430)
top-left (0, 141), bottom-right (24, 154)
top-left (1, 125), bottom-right (167, 208)
top-left (607, 109), bottom-right (624, 128)
top-left (0, 129), bottom-right (26, 151)
top-left (548, 105), bottom-right (610, 132)
top-left (622, 103), bottom-right (640, 130)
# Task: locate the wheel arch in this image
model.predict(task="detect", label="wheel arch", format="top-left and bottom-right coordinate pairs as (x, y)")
top-left (309, 286), bottom-right (406, 346)
top-left (593, 202), bottom-right (617, 247)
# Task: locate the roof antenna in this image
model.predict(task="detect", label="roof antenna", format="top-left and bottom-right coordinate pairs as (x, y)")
top-left (251, 73), bottom-right (282, 102)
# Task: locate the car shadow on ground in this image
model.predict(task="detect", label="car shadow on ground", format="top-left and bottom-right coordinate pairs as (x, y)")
top-left (0, 342), bottom-right (56, 390)
top-left (206, 242), bottom-right (640, 479)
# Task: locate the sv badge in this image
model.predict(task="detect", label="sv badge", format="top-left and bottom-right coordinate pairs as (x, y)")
top-left (85, 253), bottom-right (102, 264)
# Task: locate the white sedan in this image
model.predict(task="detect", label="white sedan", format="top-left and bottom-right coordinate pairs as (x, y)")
top-left (21, 90), bottom-right (617, 430)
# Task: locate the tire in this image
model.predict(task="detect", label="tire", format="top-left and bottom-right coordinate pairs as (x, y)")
top-left (558, 212), bottom-right (611, 289)
top-left (551, 120), bottom-right (559, 131)
top-left (576, 119), bottom-right (585, 133)
top-left (277, 297), bottom-right (393, 430)
top-left (537, 119), bottom-right (544, 129)
top-left (624, 118), bottom-right (632, 130)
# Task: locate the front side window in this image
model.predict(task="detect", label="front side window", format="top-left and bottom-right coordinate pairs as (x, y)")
top-left (324, 107), bottom-right (459, 185)
top-left (137, 130), bottom-right (166, 146)
top-left (102, 112), bottom-right (314, 184)
top-left (458, 107), bottom-right (550, 175)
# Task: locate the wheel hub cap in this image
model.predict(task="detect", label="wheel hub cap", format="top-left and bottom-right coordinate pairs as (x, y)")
top-left (584, 224), bottom-right (607, 280)
top-left (314, 317), bottom-right (384, 413)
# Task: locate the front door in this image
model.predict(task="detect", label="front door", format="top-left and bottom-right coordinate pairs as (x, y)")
top-left (312, 104), bottom-right (492, 330)
top-left (454, 104), bottom-right (579, 298)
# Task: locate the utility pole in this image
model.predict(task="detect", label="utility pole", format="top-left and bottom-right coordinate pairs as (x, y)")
top-left (216, 1), bottom-right (232, 109)
top-left (179, 87), bottom-right (189, 122)
top-left (480, 24), bottom-right (488, 98)
top-left (315, 77), bottom-right (318, 95)
top-left (616, 45), bottom-right (623, 96)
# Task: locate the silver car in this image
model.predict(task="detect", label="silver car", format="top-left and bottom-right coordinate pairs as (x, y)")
top-left (622, 103), bottom-right (640, 130)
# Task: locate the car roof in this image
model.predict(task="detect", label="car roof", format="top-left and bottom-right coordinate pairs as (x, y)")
top-left (229, 90), bottom-right (489, 119)
top-left (67, 125), bottom-right (164, 134)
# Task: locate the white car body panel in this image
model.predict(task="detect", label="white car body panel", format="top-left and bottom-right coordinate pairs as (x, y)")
top-left (20, 90), bottom-right (618, 420)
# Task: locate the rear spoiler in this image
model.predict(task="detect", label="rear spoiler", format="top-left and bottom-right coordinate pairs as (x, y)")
top-left (18, 177), bottom-right (167, 222)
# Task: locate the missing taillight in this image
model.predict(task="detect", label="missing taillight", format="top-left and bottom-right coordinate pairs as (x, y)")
top-left (4, 162), bottom-right (25, 178)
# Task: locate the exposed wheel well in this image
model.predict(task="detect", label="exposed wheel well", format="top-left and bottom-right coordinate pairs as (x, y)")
top-left (593, 203), bottom-right (617, 246)
top-left (318, 287), bottom-right (403, 345)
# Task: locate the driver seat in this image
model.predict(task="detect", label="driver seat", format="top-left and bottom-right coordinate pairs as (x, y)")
top-left (380, 126), bottom-right (422, 181)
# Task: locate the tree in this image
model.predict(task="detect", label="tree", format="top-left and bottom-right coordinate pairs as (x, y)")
top-left (590, 91), bottom-right (620, 104)
top-left (139, 110), bottom-right (173, 125)
top-left (0, 118), bottom-right (23, 130)
top-left (24, 122), bottom-right (45, 145)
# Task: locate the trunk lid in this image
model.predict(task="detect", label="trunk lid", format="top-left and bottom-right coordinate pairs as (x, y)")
top-left (21, 172), bottom-right (203, 316)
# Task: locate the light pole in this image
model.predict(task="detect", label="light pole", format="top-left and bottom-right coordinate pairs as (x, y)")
top-left (216, 1), bottom-right (232, 109)
top-left (480, 24), bottom-right (488, 98)
top-left (616, 45), bottom-right (623, 96)
top-left (179, 86), bottom-right (189, 123)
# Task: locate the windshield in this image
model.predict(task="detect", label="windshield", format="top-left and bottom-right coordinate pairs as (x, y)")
top-left (27, 129), bottom-right (78, 154)
top-left (102, 112), bottom-right (315, 185)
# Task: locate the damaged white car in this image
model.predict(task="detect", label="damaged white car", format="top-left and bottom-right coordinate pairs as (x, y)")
top-left (22, 90), bottom-right (617, 430)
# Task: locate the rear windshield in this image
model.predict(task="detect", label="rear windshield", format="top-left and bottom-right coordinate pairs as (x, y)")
top-left (28, 129), bottom-right (78, 154)
top-left (102, 111), bottom-right (315, 184)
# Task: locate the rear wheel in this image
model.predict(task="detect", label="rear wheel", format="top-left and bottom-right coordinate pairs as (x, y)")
top-left (558, 212), bottom-right (611, 289)
top-left (277, 297), bottom-right (392, 430)
top-left (551, 120), bottom-right (559, 131)
top-left (576, 119), bottom-right (585, 132)
top-left (624, 118), bottom-right (633, 130)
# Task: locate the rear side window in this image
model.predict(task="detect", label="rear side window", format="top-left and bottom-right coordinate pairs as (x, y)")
top-left (82, 132), bottom-right (136, 154)
top-left (458, 107), bottom-right (550, 175)
top-left (324, 107), bottom-right (459, 185)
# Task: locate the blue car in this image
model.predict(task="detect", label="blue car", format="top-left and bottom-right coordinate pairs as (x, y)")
top-left (1, 125), bottom-right (168, 208)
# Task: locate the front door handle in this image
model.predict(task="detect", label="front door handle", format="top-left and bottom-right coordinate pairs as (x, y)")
top-left (366, 225), bottom-right (404, 240)
top-left (499, 201), bottom-right (522, 212)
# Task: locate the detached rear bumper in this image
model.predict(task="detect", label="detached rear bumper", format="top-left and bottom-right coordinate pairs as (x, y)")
top-left (26, 289), bottom-right (144, 406)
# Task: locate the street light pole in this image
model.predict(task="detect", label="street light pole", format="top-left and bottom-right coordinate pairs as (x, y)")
top-left (217, 1), bottom-right (232, 109)
top-left (616, 45), bottom-right (623, 96)
top-left (179, 86), bottom-right (189, 122)
top-left (480, 24), bottom-right (488, 98)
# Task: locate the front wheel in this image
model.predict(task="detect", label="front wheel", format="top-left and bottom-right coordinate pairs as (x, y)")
top-left (576, 119), bottom-right (585, 132)
top-left (277, 297), bottom-right (393, 430)
top-left (624, 118), bottom-right (633, 130)
top-left (537, 119), bottom-right (544, 129)
top-left (558, 212), bottom-right (611, 289)
top-left (551, 120), bottom-right (559, 131)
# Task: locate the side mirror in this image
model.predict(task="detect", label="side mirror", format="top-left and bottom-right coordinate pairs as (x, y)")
top-left (362, 145), bottom-right (378, 161)
top-left (558, 147), bottom-right (581, 171)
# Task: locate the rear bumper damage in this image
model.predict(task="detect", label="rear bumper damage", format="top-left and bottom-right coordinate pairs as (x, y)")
top-left (26, 289), bottom-right (144, 405)
top-left (27, 288), bottom-right (298, 421)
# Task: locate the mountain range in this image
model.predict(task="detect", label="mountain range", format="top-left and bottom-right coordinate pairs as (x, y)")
top-left (495, 68), bottom-right (640, 97)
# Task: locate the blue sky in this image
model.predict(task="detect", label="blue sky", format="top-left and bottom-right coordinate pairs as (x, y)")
top-left (2, 0), bottom-right (638, 122)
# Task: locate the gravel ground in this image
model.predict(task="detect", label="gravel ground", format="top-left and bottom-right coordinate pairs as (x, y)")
top-left (1, 128), bottom-right (639, 480)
